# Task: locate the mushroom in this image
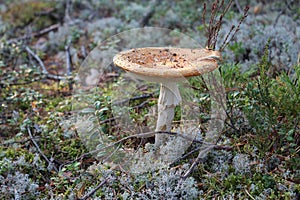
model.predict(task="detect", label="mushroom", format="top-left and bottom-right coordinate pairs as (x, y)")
top-left (113, 47), bottom-right (221, 147)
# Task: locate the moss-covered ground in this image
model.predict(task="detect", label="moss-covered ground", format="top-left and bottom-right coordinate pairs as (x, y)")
top-left (0, 0), bottom-right (299, 199)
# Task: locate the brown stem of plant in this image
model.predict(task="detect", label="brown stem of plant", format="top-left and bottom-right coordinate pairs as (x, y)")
top-left (203, 0), bottom-right (249, 51)
top-left (221, 5), bottom-right (249, 51)
top-left (27, 126), bottom-right (59, 173)
top-left (205, 0), bottom-right (234, 50)
top-left (202, 3), bottom-right (207, 33)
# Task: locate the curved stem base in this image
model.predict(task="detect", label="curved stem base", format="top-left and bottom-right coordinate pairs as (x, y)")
top-left (155, 82), bottom-right (181, 147)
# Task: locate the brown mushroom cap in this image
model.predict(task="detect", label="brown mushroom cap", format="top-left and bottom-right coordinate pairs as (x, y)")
top-left (113, 47), bottom-right (221, 78)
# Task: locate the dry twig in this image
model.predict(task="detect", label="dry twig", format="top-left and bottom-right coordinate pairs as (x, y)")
top-left (78, 177), bottom-right (110, 200)
top-left (220, 5), bottom-right (249, 51)
top-left (202, 0), bottom-right (249, 51)
top-left (27, 126), bottom-right (59, 173)
top-left (65, 41), bottom-right (73, 90)
top-left (181, 145), bottom-right (213, 179)
top-left (25, 46), bottom-right (66, 80)
top-left (8, 23), bottom-right (60, 43)
top-left (234, 0), bottom-right (243, 14)
top-left (67, 130), bottom-right (232, 167)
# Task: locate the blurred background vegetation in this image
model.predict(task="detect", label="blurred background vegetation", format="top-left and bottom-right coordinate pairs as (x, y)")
top-left (0, 0), bottom-right (299, 199)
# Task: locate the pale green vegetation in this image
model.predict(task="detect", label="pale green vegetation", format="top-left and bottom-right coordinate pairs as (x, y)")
top-left (0, 0), bottom-right (299, 199)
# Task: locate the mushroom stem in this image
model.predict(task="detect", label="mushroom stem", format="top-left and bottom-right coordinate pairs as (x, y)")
top-left (155, 81), bottom-right (181, 147)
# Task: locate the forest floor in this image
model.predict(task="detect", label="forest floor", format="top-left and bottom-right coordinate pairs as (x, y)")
top-left (0, 0), bottom-right (299, 199)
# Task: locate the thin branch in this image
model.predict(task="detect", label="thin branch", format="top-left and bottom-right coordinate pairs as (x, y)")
top-left (170, 145), bottom-right (202, 167)
top-left (78, 177), bottom-right (110, 200)
top-left (245, 189), bottom-right (256, 200)
top-left (27, 126), bottom-right (59, 173)
top-left (108, 131), bottom-right (202, 153)
top-left (65, 42), bottom-right (72, 77)
top-left (65, 42), bottom-right (73, 90)
top-left (182, 70), bottom-right (229, 179)
top-left (220, 25), bottom-right (235, 50)
top-left (182, 145), bottom-right (213, 179)
top-left (8, 23), bottom-right (60, 43)
top-left (213, 144), bottom-right (233, 151)
top-left (68, 130), bottom-right (232, 166)
top-left (112, 93), bottom-right (153, 106)
top-left (214, 0), bottom-right (224, 20)
top-left (234, 0), bottom-right (243, 14)
top-left (223, 0), bottom-right (234, 17)
top-left (2, 137), bottom-right (41, 145)
top-left (25, 46), bottom-right (66, 80)
top-left (220, 5), bottom-right (249, 51)
top-left (274, 9), bottom-right (285, 28)
top-left (101, 143), bottom-right (123, 164)
top-left (34, 23), bottom-right (60, 37)
top-left (99, 116), bottom-right (119, 125)
top-left (132, 99), bottom-right (150, 110)
top-left (0, 78), bottom-right (41, 86)
top-left (202, 3), bottom-right (207, 33)
top-left (25, 46), bottom-right (47, 73)
top-left (64, 0), bottom-right (72, 23)
top-left (208, 2), bottom-right (218, 33)
top-left (155, 131), bottom-right (204, 144)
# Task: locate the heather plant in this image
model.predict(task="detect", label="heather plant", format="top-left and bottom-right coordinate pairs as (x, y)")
top-left (242, 41), bottom-right (300, 157)
top-left (201, 0), bottom-right (249, 50)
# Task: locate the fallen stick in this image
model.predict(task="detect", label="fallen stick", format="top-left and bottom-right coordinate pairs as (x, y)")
top-left (27, 126), bottom-right (59, 173)
top-left (25, 46), bottom-right (66, 80)
top-left (78, 177), bottom-right (110, 200)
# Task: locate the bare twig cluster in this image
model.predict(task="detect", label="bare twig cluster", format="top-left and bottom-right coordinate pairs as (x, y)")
top-left (203, 0), bottom-right (249, 51)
